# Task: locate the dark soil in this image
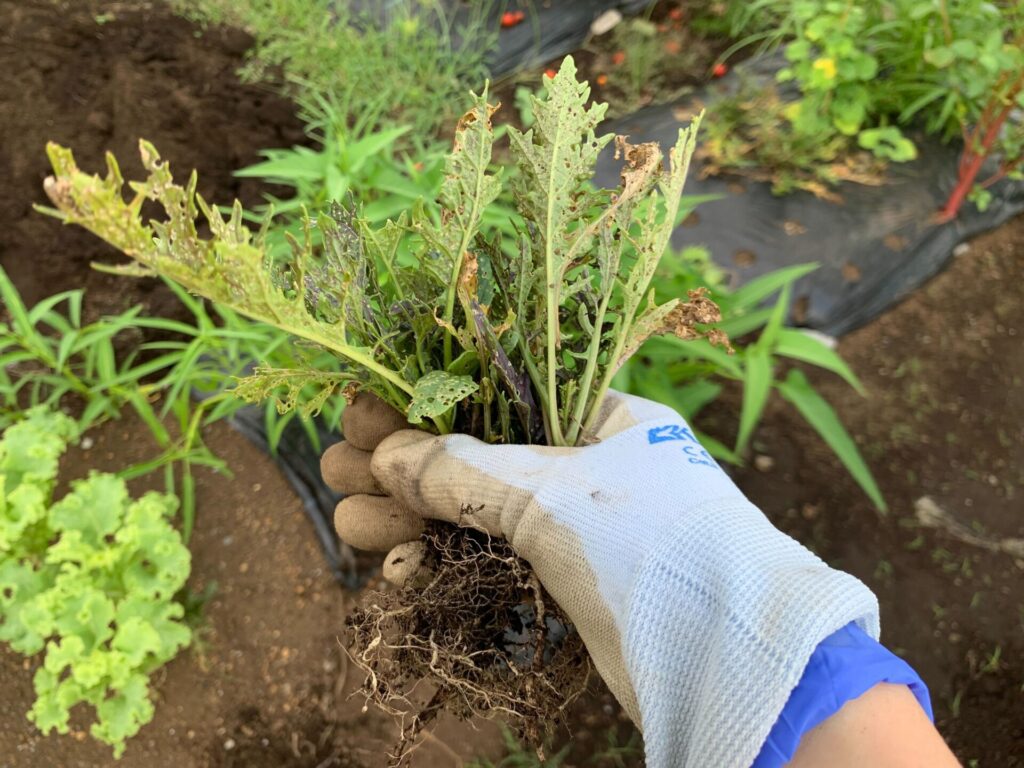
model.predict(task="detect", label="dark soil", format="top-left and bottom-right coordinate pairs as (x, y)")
top-left (1, 0), bottom-right (1021, 766)
top-left (0, 0), bottom-right (303, 323)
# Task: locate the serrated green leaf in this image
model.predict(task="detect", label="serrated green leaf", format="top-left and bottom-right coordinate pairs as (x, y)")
top-left (407, 371), bottom-right (478, 425)
top-left (48, 473), bottom-right (127, 547)
top-left (91, 673), bottom-right (154, 758)
top-left (232, 366), bottom-right (355, 418)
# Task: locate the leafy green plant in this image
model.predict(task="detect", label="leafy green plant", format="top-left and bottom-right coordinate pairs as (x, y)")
top-left (172, 0), bottom-right (494, 144)
top-left (234, 99), bottom-right (442, 225)
top-left (700, 81), bottom-right (888, 198)
top-left (710, 0), bottom-right (1023, 212)
top-left (0, 407), bottom-right (192, 757)
top-left (41, 59), bottom-right (723, 451)
top-left (893, 0), bottom-right (1024, 220)
top-left (626, 258), bottom-right (885, 510)
top-left (0, 264), bottom-right (342, 536)
top-left (605, 17), bottom-right (670, 113)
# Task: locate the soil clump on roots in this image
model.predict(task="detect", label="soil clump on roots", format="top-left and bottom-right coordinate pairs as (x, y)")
top-left (347, 524), bottom-right (591, 765)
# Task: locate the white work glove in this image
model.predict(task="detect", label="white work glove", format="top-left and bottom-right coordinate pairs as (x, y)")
top-left (322, 392), bottom-right (880, 768)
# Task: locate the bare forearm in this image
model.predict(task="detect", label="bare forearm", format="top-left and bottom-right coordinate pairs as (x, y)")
top-left (789, 684), bottom-right (961, 768)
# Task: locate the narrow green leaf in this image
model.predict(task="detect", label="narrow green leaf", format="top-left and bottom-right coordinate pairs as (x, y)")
top-left (776, 369), bottom-right (886, 511)
top-left (0, 264), bottom-right (34, 337)
top-left (755, 283), bottom-right (791, 352)
top-left (774, 329), bottom-right (865, 394)
top-left (694, 428), bottom-right (743, 465)
top-left (735, 348), bottom-right (773, 454)
top-left (726, 263), bottom-right (817, 312)
top-left (348, 126), bottom-right (411, 169)
top-left (716, 307), bottom-right (774, 339)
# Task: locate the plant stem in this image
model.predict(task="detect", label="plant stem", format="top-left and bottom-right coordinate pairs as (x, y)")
top-left (442, 93), bottom-right (492, 370)
top-left (580, 326), bottom-right (630, 437)
top-left (278, 323), bottom-right (416, 402)
top-left (544, 126), bottom-right (566, 446)
top-left (565, 291), bottom-right (612, 445)
top-left (939, 67), bottom-right (1023, 222)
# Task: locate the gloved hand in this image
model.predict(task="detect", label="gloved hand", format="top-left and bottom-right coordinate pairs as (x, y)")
top-left (321, 392), bottom-right (880, 768)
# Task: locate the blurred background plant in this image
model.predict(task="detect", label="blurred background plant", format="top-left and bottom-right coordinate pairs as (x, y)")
top-left (0, 408), bottom-right (193, 757)
top-left (172, 0), bottom-right (495, 145)
top-left (618, 250), bottom-right (884, 510)
top-left (704, 0), bottom-right (1024, 210)
top-left (0, 266), bottom-right (342, 538)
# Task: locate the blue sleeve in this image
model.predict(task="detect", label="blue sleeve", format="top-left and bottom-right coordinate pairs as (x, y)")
top-left (751, 622), bottom-right (933, 768)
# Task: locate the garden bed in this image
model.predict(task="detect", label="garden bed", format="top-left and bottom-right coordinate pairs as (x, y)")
top-left (0, 1), bottom-right (1021, 766)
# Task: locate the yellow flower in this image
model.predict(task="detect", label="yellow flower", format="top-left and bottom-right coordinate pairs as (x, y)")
top-left (813, 57), bottom-right (837, 80)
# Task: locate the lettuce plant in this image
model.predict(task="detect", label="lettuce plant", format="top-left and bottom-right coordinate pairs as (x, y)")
top-left (0, 408), bottom-right (191, 757)
top-left (39, 58), bottom-right (726, 448)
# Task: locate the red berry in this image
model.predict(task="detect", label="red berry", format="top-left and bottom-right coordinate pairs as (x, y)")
top-left (712, 62), bottom-right (728, 78)
top-left (612, 50), bottom-right (626, 66)
top-left (500, 10), bottom-right (525, 28)
top-left (544, 68), bottom-right (557, 79)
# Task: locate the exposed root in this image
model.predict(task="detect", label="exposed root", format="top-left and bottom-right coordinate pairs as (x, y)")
top-left (346, 524), bottom-right (591, 766)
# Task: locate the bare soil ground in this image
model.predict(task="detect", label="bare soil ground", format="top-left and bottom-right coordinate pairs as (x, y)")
top-left (1, 1), bottom-right (1021, 766)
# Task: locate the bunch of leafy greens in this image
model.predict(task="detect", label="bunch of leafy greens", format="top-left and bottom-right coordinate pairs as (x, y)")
top-left (39, 58), bottom-right (726, 448)
top-left (0, 407), bottom-right (191, 757)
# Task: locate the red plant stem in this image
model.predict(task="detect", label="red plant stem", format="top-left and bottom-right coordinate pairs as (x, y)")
top-left (979, 155), bottom-right (1024, 190)
top-left (940, 74), bottom-right (1023, 222)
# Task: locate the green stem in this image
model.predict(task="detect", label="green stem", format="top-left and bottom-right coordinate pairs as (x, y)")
top-left (580, 323), bottom-right (631, 438)
top-left (565, 290), bottom-right (612, 445)
top-left (517, 326), bottom-right (553, 443)
top-left (441, 93), bottom-right (492, 369)
top-left (544, 126), bottom-right (566, 446)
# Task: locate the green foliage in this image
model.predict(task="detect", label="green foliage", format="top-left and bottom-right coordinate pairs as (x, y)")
top-left (41, 59), bottom-right (725, 449)
top-left (0, 408), bottom-right (191, 757)
top-left (700, 82), bottom-right (887, 198)
top-left (709, 0), bottom-right (1024, 206)
top-left (234, 98), bottom-right (448, 253)
top-left (172, 0), bottom-right (494, 143)
top-left (624, 256), bottom-right (885, 510)
top-left (0, 264), bottom-right (342, 537)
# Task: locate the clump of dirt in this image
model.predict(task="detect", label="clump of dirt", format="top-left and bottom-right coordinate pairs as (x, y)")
top-left (348, 524), bottom-right (591, 766)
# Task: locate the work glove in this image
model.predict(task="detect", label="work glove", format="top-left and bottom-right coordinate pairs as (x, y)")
top-left (321, 392), bottom-right (880, 768)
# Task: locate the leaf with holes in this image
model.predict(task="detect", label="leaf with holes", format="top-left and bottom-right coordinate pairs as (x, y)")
top-left (407, 371), bottom-right (479, 425)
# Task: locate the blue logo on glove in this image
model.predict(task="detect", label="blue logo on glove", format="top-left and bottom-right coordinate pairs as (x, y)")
top-left (647, 424), bottom-right (718, 468)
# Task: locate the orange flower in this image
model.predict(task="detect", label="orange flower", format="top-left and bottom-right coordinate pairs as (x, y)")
top-left (596, 74), bottom-right (608, 86)
top-left (500, 10), bottom-right (525, 28)
top-left (612, 50), bottom-right (626, 66)
top-left (712, 62), bottom-right (728, 78)
top-left (544, 68), bottom-right (557, 79)
top-left (664, 39), bottom-right (681, 55)
top-left (669, 7), bottom-right (685, 21)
